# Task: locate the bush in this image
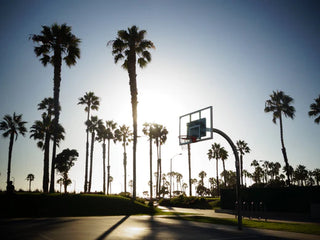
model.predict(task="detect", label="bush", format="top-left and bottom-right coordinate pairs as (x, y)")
top-left (159, 195), bottom-right (213, 209)
top-left (0, 192), bottom-right (155, 217)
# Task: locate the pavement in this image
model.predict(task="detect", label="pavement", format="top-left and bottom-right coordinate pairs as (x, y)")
top-left (0, 207), bottom-right (319, 239)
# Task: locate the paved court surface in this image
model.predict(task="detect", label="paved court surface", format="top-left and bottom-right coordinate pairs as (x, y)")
top-left (1, 215), bottom-right (319, 240)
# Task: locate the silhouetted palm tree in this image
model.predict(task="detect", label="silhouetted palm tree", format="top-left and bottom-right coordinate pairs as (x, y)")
top-left (78, 92), bottom-right (100, 192)
top-left (198, 171), bottom-right (207, 187)
top-left (109, 25), bottom-right (155, 199)
top-left (208, 143), bottom-right (222, 194)
top-left (236, 140), bottom-right (250, 186)
top-left (31, 23), bottom-right (80, 193)
top-left (142, 122), bottom-right (156, 202)
top-left (26, 173), bottom-right (35, 192)
top-left (117, 125), bottom-right (132, 194)
top-left (264, 90), bottom-right (295, 185)
top-left (309, 95), bottom-right (320, 124)
top-left (153, 124), bottom-right (168, 197)
top-left (220, 147), bottom-right (229, 187)
top-left (0, 113), bottom-right (27, 190)
top-left (96, 123), bottom-right (108, 194)
top-left (86, 116), bottom-right (102, 192)
top-left (105, 120), bottom-right (119, 195)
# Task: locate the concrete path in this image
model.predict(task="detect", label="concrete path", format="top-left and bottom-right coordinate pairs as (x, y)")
top-left (1, 215), bottom-right (319, 240)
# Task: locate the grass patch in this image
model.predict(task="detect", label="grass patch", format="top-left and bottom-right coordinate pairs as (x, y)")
top-left (169, 216), bottom-right (320, 235)
top-left (0, 192), bottom-right (155, 217)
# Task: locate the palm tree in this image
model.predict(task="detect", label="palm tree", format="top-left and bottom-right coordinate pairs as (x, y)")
top-left (109, 25), bottom-right (155, 199)
top-left (86, 116), bottom-right (103, 192)
top-left (105, 120), bottom-right (119, 195)
top-left (264, 90), bottom-right (295, 185)
top-left (26, 174), bottom-right (35, 192)
top-left (0, 113), bottom-right (27, 190)
top-left (117, 124), bottom-right (132, 194)
top-left (153, 124), bottom-right (168, 197)
top-left (78, 92), bottom-right (100, 192)
top-left (236, 140), bottom-right (250, 186)
top-left (208, 143), bottom-right (222, 194)
top-left (31, 23), bottom-right (80, 193)
top-left (96, 123), bottom-right (108, 194)
top-left (313, 168), bottom-right (320, 186)
top-left (142, 122), bottom-right (156, 202)
top-left (294, 165), bottom-right (308, 186)
top-left (109, 176), bottom-right (113, 194)
top-left (309, 95), bottom-right (320, 124)
top-left (220, 147), bottom-right (229, 187)
top-left (175, 173), bottom-right (183, 191)
top-left (242, 169), bottom-right (251, 187)
top-left (55, 148), bottom-right (79, 193)
top-left (198, 171), bottom-right (207, 186)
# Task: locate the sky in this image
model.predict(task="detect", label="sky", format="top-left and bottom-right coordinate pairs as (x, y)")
top-left (0, 0), bottom-right (319, 196)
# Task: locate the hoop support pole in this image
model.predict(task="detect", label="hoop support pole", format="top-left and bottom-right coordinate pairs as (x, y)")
top-left (210, 128), bottom-right (242, 230)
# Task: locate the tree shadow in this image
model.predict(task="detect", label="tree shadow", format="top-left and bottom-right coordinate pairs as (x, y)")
top-left (95, 215), bottom-right (130, 240)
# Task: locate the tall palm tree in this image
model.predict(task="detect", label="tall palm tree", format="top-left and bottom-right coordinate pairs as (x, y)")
top-left (236, 140), bottom-right (250, 186)
top-left (198, 171), bottom-right (207, 186)
top-left (26, 173), bottom-right (35, 192)
top-left (264, 90), bottom-right (295, 185)
top-left (31, 23), bottom-right (80, 193)
top-left (0, 113), bottom-right (27, 190)
top-left (142, 122), bottom-right (156, 202)
top-left (37, 97), bottom-right (63, 193)
top-left (309, 95), bottom-right (320, 124)
top-left (86, 116), bottom-right (102, 192)
top-left (105, 120), bottom-right (119, 195)
top-left (109, 25), bottom-right (155, 199)
top-left (78, 92), bottom-right (100, 192)
top-left (30, 23), bottom-right (80, 192)
top-left (220, 147), bottom-right (229, 187)
top-left (207, 143), bottom-right (222, 194)
top-left (96, 123), bottom-right (108, 194)
top-left (117, 124), bottom-right (132, 194)
top-left (175, 173), bottom-right (183, 191)
top-left (153, 124), bottom-right (168, 197)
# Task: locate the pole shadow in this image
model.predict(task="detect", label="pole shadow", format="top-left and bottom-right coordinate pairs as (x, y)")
top-left (95, 215), bottom-right (130, 240)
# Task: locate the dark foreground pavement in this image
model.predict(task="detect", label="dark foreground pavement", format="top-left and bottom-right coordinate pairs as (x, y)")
top-left (1, 215), bottom-right (319, 240)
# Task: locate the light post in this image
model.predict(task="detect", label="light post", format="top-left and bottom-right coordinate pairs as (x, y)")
top-left (170, 153), bottom-right (182, 198)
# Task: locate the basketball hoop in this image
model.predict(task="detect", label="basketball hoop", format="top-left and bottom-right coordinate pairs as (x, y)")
top-left (179, 135), bottom-right (197, 145)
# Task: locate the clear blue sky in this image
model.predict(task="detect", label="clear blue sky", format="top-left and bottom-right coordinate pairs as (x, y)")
top-left (0, 0), bottom-right (319, 194)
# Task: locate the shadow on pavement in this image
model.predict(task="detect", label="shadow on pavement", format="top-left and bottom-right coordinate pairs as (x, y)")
top-left (95, 215), bottom-right (130, 240)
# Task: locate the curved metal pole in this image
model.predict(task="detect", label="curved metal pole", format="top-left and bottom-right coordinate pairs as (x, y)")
top-left (211, 128), bottom-right (242, 230)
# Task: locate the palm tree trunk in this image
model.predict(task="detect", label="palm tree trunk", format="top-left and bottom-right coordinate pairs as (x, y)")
top-left (222, 160), bottom-right (226, 187)
top-left (107, 139), bottom-right (110, 195)
top-left (128, 50), bottom-right (137, 200)
top-left (6, 133), bottom-right (14, 189)
top-left (29, 181), bottom-right (31, 192)
top-left (43, 132), bottom-right (50, 192)
top-left (149, 136), bottom-right (153, 203)
top-left (240, 154), bottom-right (243, 186)
top-left (155, 141), bottom-right (159, 198)
top-left (123, 146), bottom-right (127, 194)
top-left (279, 114), bottom-right (291, 186)
top-left (50, 48), bottom-right (62, 193)
top-left (102, 141), bottom-right (106, 194)
top-left (84, 109), bottom-right (90, 193)
top-left (88, 131), bottom-right (95, 192)
top-left (158, 143), bottom-right (162, 196)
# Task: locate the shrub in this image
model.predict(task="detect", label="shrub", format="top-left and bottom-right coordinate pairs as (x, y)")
top-left (158, 195), bottom-right (212, 209)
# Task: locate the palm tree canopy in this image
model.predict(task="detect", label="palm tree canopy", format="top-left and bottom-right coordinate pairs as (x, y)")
top-left (86, 116), bottom-right (103, 133)
top-left (38, 97), bottom-right (57, 117)
top-left (118, 124), bottom-right (133, 146)
top-left (207, 143), bottom-right (222, 161)
top-left (26, 174), bottom-right (35, 181)
top-left (220, 147), bottom-right (229, 161)
top-left (31, 23), bottom-right (81, 67)
top-left (264, 90), bottom-right (296, 124)
top-left (78, 92), bottom-right (100, 112)
top-left (236, 140), bottom-right (250, 155)
top-left (0, 113), bottom-right (27, 140)
top-left (308, 95), bottom-right (320, 124)
top-left (108, 25), bottom-right (155, 69)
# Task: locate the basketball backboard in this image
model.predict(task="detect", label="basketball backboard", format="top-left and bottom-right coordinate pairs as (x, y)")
top-left (179, 106), bottom-right (213, 145)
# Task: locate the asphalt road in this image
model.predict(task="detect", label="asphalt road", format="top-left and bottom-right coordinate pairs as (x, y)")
top-left (0, 215), bottom-right (319, 240)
